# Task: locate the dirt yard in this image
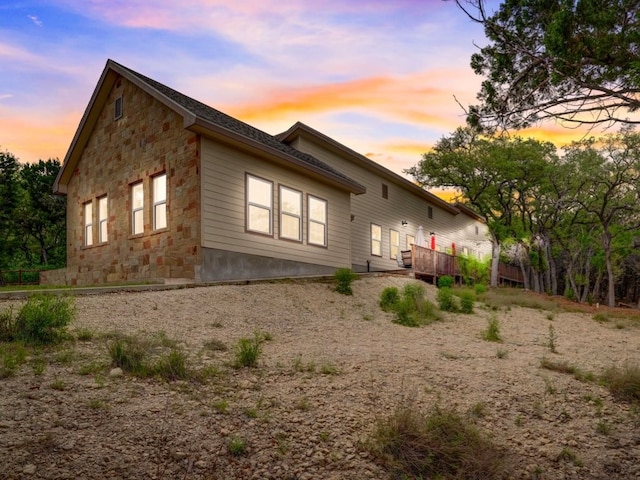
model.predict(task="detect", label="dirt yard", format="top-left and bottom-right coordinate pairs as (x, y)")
top-left (0, 274), bottom-right (639, 479)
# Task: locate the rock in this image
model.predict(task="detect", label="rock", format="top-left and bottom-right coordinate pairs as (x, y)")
top-left (109, 368), bottom-right (123, 377)
top-left (23, 464), bottom-right (36, 474)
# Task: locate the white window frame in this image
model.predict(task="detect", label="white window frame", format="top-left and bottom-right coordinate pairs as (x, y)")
top-left (153, 173), bottom-right (167, 231)
top-left (246, 174), bottom-right (273, 235)
top-left (390, 229), bottom-right (400, 260)
top-left (371, 223), bottom-right (382, 256)
top-left (98, 195), bottom-right (108, 243)
top-left (308, 195), bottom-right (327, 247)
top-left (279, 185), bottom-right (302, 241)
top-left (84, 201), bottom-right (93, 247)
top-left (131, 182), bottom-right (144, 235)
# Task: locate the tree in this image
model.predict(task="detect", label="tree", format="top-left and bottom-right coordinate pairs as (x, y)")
top-left (406, 128), bottom-right (555, 287)
top-left (0, 151), bottom-right (21, 269)
top-left (454, 0), bottom-right (640, 132)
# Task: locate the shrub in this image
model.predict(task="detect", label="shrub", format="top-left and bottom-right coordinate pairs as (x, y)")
top-left (460, 291), bottom-right (476, 314)
top-left (482, 315), bottom-right (502, 342)
top-left (15, 295), bottom-right (75, 345)
top-left (379, 287), bottom-right (400, 312)
top-left (334, 268), bottom-right (357, 295)
top-left (474, 283), bottom-right (487, 295)
top-left (234, 333), bottom-right (263, 368)
top-left (370, 403), bottom-right (507, 479)
top-left (0, 307), bottom-right (16, 342)
top-left (436, 287), bottom-right (458, 312)
top-left (389, 283), bottom-right (441, 327)
top-left (154, 349), bottom-right (189, 381)
top-left (437, 275), bottom-right (454, 289)
top-left (108, 336), bottom-right (146, 375)
top-left (601, 363), bottom-right (640, 402)
top-left (228, 436), bottom-right (247, 456)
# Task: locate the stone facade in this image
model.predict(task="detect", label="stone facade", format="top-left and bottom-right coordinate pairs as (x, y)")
top-left (62, 75), bottom-right (201, 285)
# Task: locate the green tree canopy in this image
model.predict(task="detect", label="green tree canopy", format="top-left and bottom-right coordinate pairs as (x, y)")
top-left (455, 0), bottom-right (640, 131)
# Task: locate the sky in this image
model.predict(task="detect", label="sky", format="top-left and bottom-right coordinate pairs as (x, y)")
top-left (0, 0), bottom-right (597, 180)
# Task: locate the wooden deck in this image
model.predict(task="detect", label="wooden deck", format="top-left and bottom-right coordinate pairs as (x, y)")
top-left (408, 245), bottom-right (524, 285)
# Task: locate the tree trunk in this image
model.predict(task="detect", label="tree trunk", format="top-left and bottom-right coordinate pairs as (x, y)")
top-left (603, 231), bottom-right (616, 308)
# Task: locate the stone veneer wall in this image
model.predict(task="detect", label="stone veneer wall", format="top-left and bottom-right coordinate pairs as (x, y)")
top-left (60, 75), bottom-right (201, 286)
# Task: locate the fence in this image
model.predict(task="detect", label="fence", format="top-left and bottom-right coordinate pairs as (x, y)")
top-left (0, 269), bottom-right (41, 286)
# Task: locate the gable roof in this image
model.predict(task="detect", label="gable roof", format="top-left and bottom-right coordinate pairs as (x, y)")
top-left (276, 122), bottom-right (460, 215)
top-left (54, 59), bottom-right (365, 195)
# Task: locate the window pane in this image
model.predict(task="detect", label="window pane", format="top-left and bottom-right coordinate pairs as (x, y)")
top-left (372, 240), bottom-right (381, 256)
top-left (100, 221), bottom-right (108, 243)
top-left (390, 230), bottom-right (399, 259)
top-left (85, 225), bottom-right (93, 246)
top-left (153, 174), bottom-right (166, 203)
top-left (132, 183), bottom-right (143, 209)
top-left (281, 187), bottom-right (301, 215)
top-left (248, 176), bottom-right (271, 207)
top-left (371, 224), bottom-right (381, 241)
top-left (309, 197), bottom-right (326, 222)
top-left (84, 202), bottom-right (92, 224)
top-left (248, 205), bottom-right (270, 233)
top-left (133, 209), bottom-right (144, 235)
top-left (84, 203), bottom-right (93, 246)
top-left (309, 222), bottom-right (326, 245)
top-left (99, 197), bottom-right (107, 219)
top-left (371, 224), bottom-right (381, 256)
top-left (281, 214), bottom-right (300, 240)
top-left (155, 204), bottom-right (167, 230)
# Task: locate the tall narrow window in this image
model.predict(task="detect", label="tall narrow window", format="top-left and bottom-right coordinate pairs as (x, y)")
top-left (390, 230), bottom-right (400, 259)
top-left (406, 234), bottom-right (415, 249)
top-left (428, 206), bottom-right (433, 219)
top-left (382, 183), bottom-right (388, 199)
top-left (131, 182), bottom-right (144, 235)
top-left (153, 173), bottom-right (167, 230)
top-left (114, 96), bottom-right (123, 120)
top-left (308, 195), bottom-right (327, 246)
top-left (280, 186), bottom-right (302, 241)
top-left (371, 224), bottom-right (382, 256)
top-left (247, 174), bottom-right (273, 235)
top-left (98, 196), bottom-right (108, 243)
top-left (83, 201), bottom-right (93, 246)
top-left (475, 225), bottom-right (479, 235)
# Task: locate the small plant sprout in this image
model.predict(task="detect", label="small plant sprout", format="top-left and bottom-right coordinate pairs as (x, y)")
top-left (482, 314), bottom-right (502, 342)
top-left (228, 436), bottom-right (247, 456)
top-left (548, 324), bottom-right (558, 353)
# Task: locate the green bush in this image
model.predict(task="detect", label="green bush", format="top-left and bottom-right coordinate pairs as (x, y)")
top-left (371, 404), bottom-right (507, 479)
top-left (15, 295), bottom-right (75, 345)
top-left (334, 268), bottom-right (358, 295)
top-left (437, 275), bottom-right (454, 289)
top-left (379, 287), bottom-right (400, 312)
top-left (460, 291), bottom-right (476, 314)
top-left (436, 288), bottom-right (458, 312)
top-left (482, 315), bottom-right (502, 342)
top-left (385, 283), bottom-right (441, 327)
top-left (474, 283), bottom-right (487, 295)
top-left (234, 333), bottom-right (263, 368)
top-left (457, 256), bottom-right (490, 286)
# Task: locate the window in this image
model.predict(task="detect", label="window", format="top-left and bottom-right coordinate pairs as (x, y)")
top-left (84, 201), bottom-right (93, 246)
top-left (406, 234), bottom-right (415, 250)
top-left (382, 183), bottom-right (388, 199)
top-left (131, 182), bottom-right (144, 235)
top-left (247, 175), bottom-right (273, 235)
top-left (428, 206), bottom-right (433, 219)
top-left (308, 195), bottom-right (327, 246)
top-left (390, 230), bottom-right (399, 259)
top-left (475, 225), bottom-right (479, 235)
top-left (280, 186), bottom-right (302, 241)
top-left (153, 173), bottom-right (167, 230)
top-left (98, 196), bottom-right (108, 243)
top-left (114, 96), bottom-right (123, 120)
top-left (371, 224), bottom-right (382, 256)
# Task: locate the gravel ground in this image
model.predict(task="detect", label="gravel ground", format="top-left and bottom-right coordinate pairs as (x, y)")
top-left (0, 274), bottom-right (639, 479)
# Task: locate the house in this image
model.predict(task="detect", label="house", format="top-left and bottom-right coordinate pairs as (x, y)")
top-left (45, 59), bottom-right (489, 286)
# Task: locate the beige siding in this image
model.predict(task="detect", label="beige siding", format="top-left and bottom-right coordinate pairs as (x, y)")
top-left (290, 137), bottom-right (491, 270)
top-left (200, 138), bottom-right (352, 268)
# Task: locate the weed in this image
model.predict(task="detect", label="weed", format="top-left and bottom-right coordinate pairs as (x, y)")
top-left (474, 283), bottom-right (487, 295)
top-left (31, 356), bottom-right (46, 375)
top-left (295, 396), bottom-right (311, 411)
top-left (547, 324), bottom-right (557, 353)
top-left (228, 436), bottom-right (246, 456)
top-left (50, 378), bottom-right (66, 390)
top-left (79, 360), bottom-right (106, 376)
top-left (459, 291), bottom-right (475, 314)
top-left (212, 399), bottom-right (229, 413)
top-left (75, 328), bottom-right (94, 341)
top-left (469, 401), bottom-right (488, 418)
top-left (496, 348), bottom-right (508, 359)
top-left (557, 447), bottom-right (583, 467)
top-left (14, 295), bottom-right (75, 345)
top-left (546, 312), bottom-right (555, 321)
top-left (370, 403), bottom-right (507, 479)
top-left (390, 283), bottom-right (441, 327)
top-left (482, 315), bottom-right (502, 342)
top-left (436, 287), bottom-right (459, 312)
top-left (203, 339), bottom-right (227, 352)
top-left (0, 342), bottom-right (27, 377)
top-left (514, 415), bottom-right (523, 426)
top-left (319, 431), bottom-right (330, 442)
top-left (437, 275), bottom-right (454, 289)
top-left (334, 267), bottom-right (357, 295)
top-left (234, 333), bottom-right (264, 368)
top-left (88, 399), bottom-right (109, 410)
top-left (320, 363), bottom-right (339, 375)
top-left (379, 287), bottom-right (400, 312)
top-left (601, 362), bottom-right (640, 402)
top-left (593, 312), bottom-right (609, 323)
top-left (0, 307), bottom-right (15, 341)
top-left (154, 349), bottom-right (188, 381)
top-left (596, 420), bottom-right (611, 435)
top-left (244, 407), bottom-right (258, 418)
top-left (108, 336), bottom-right (146, 375)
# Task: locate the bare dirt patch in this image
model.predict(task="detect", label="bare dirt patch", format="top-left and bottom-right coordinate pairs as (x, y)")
top-left (1, 275), bottom-right (639, 479)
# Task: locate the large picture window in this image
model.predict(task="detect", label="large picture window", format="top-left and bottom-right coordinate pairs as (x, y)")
top-left (308, 195), bottom-right (327, 246)
top-left (280, 186), bottom-right (302, 241)
top-left (390, 229), bottom-right (399, 260)
top-left (153, 173), bottom-right (167, 230)
top-left (371, 223), bottom-right (382, 256)
top-left (84, 201), bottom-right (93, 246)
top-left (247, 175), bottom-right (273, 235)
top-left (131, 182), bottom-right (144, 235)
top-left (98, 196), bottom-right (108, 243)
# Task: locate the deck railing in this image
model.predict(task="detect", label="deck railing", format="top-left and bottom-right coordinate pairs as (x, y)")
top-left (411, 245), bottom-right (523, 285)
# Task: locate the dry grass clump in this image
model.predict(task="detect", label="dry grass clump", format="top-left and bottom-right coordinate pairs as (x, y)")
top-left (478, 288), bottom-right (560, 312)
top-left (601, 362), bottom-right (640, 402)
top-left (370, 403), bottom-right (508, 479)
